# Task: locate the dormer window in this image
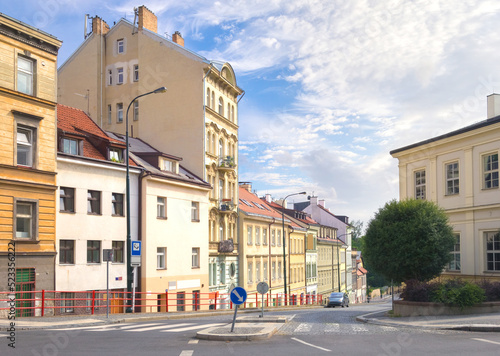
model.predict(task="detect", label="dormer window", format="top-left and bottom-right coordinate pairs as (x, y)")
top-left (61, 138), bottom-right (81, 155)
top-left (110, 148), bottom-right (123, 163)
top-left (162, 158), bottom-right (177, 173)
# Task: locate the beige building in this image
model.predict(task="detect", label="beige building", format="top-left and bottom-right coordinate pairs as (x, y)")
top-left (58, 6), bottom-right (243, 299)
top-left (391, 94), bottom-right (500, 282)
top-left (0, 13), bottom-right (61, 315)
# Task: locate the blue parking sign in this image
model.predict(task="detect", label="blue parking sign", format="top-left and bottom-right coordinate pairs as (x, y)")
top-left (131, 241), bottom-right (141, 256)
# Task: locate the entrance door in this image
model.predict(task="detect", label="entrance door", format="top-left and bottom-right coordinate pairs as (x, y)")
top-left (16, 268), bottom-right (35, 317)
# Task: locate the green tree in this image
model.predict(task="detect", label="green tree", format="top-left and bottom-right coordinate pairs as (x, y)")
top-left (363, 199), bottom-right (455, 284)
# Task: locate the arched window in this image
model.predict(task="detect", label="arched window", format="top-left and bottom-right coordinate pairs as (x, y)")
top-left (211, 91), bottom-right (215, 109)
top-left (218, 97), bottom-right (224, 116)
top-left (219, 222), bottom-right (224, 241)
top-left (212, 133), bottom-right (216, 154)
top-left (206, 88), bottom-right (210, 108)
top-left (219, 139), bottom-right (223, 157)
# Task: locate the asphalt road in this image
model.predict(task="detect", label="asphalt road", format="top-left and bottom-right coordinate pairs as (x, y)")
top-left (5, 301), bottom-right (500, 356)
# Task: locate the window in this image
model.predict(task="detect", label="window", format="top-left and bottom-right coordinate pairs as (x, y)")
top-left (218, 97), bottom-right (224, 116)
top-left (191, 202), bottom-right (200, 222)
top-left (486, 232), bottom-right (500, 272)
top-left (277, 230), bottom-right (282, 246)
top-left (60, 187), bottom-right (75, 213)
top-left (219, 224), bottom-right (224, 241)
top-left (255, 227), bottom-right (260, 245)
top-left (272, 261), bottom-right (276, 280)
top-left (209, 263), bottom-right (217, 286)
top-left (415, 170), bottom-right (426, 199)
top-left (271, 230), bottom-right (276, 246)
top-left (133, 101), bottom-right (139, 121)
top-left (133, 64), bottom-right (139, 81)
top-left (247, 226), bottom-right (253, 245)
top-left (192, 248), bottom-right (200, 268)
top-left (87, 240), bottom-right (101, 263)
top-left (263, 228), bottom-right (268, 245)
top-left (163, 159), bottom-right (174, 172)
top-left (177, 292), bottom-right (185, 312)
top-left (117, 103), bottom-right (123, 123)
top-left (157, 197), bottom-right (166, 218)
top-left (62, 138), bottom-right (79, 155)
top-left (110, 148), bottom-right (122, 162)
top-left (227, 103), bottom-right (230, 119)
top-left (157, 247), bottom-right (166, 269)
top-left (206, 88), bottom-right (210, 108)
top-left (108, 70), bottom-right (113, 85)
top-left (112, 193), bottom-right (124, 216)
top-left (17, 126), bottom-right (34, 167)
top-left (219, 139), bottom-right (223, 158)
top-left (447, 234), bottom-right (460, 271)
top-left (230, 262), bottom-right (236, 277)
top-left (278, 262), bottom-right (282, 279)
top-left (219, 179), bottom-right (224, 199)
top-left (112, 241), bottom-right (124, 263)
top-left (59, 240), bottom-right (74, 264)
top-left (263, 261), bottom-right (268, 281)
top-left (446, 162), bottom-right (459, 195)
top-left (483, 153), bottom-right (499, 189)
top-left (15, 200), bottom-right (37, 239)
top-left (247, 262), bottom-right (253, 283)
top-left (231, 106), bottom-right (235, 122)
top-left (107, 105), bottom-right (112, 124)
top-left (61, 292), bottom-right (75, 314)
top-left (117, 39), bottom-right (124, 54)
top-left (220, 263), bottom-right (226, 284)
top-left (87, 190), bottom-right (101, 214)
top-left (117, 67), bottom-right (124, 84)
top-left (256, 262), bottom-right (261, 282)
top-left (211, 91), bottom-right (215, 108)
top-left (17, 56), bottom-right (35, 95)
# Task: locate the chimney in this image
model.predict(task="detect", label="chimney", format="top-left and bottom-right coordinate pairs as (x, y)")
top-left (318, 199), bottom-right (326, 208)
top-left (239, 182), bottom-right (252, 192)
top-left (487, 94), bottom-right (500, 119)
top-left (138, 5), bottom-right (157, 33)
top-left (92, 16), bottom-right (110, 35)
top-left (172, 31), bottom-right (184, 47)
top-left (310, 196), bottom-right (318, 205)
top-left (265, 194), bottom-right (272, 203)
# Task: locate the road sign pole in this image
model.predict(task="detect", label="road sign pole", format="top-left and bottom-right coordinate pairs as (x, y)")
top-left (131, 267), bottom-right (136, 312)
top-left (261, 293), bottom-right (264, 318)
top-left (106, 259), bottom-right (109, 319)
top-left (231, 305), bottom-right (238, 332)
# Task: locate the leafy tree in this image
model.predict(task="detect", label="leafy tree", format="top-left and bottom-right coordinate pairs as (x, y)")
top-left (350, 220), bottom-right (364, 240)
top-left (363, 199), bottom-right (455, 284)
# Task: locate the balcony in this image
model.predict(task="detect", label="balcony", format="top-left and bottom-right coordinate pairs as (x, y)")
top-left (218, 156), bottom-right (236, 171)
top-left (219, 199), bottom-right (235, 213)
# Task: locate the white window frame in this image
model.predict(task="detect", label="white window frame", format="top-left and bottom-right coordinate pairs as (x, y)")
top-left (483, 153), bottom-right (499, 189)
top-left (116, 103), bottom-right (123, 123)
top-left (133, 64), bottom-right (139, 81)
top-left (108, 70), bottom-right (113, 85)
top-left (247, 226), bottom-right (253, 245)
top-left (415, 169), bottom-right (426, 200)
top-left (133, 101), bottom-right (139, 121)
top-left (157, 197), bottom-right (166, 218)
top-left (62, 137), bottom-right (79, 155)
top-left (192, 247), bottom-right (200, 268)
top-left (447, 233), bottom-right (461, 271)
top-left (191, 202), bottom-right (200, 222)
top-left (117, 67), bottom-right (124, 84)
top-left (445, 162), bottom-right (459, 195)
top-left (218, 97), bottom-right (223, 116)
top-left (87, 190), bottom-right (101, 215)
top-left (247, 262), bottom-right (253, 283)
top-left (14, 199), bottom-right (37, 240)
top-left (107, 104), bottom-right (112, 124)
top-left (117, 39), bottom-right (125, 54)
top-left (17, 55), bottom-right (35, 95)
top-left (255, 227), bottom-right (260, 245)
top-left (485, 231), bottom-right (500, 272)
top-left (157, 247), bottom-right (166, 269)
top-left (17, 126), bottom-right (34, 167)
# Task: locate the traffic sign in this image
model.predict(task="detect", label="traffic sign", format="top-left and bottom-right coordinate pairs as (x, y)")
top-left (131, 241), bottom-right (141, 256)
top-left (230, 286), bottom-right (247, 305)
top-left (257, 282), bottom-right (269, 294)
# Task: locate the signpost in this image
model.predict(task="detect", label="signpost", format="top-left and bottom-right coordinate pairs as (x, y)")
top-left (103, 249), bottom-right (114, 318)
top-left (257, 282), bottom-right (269, 318)
top-left (229, 286), bottom-right (247, 332)
top-left (130, 241), bottom-right (141, 312)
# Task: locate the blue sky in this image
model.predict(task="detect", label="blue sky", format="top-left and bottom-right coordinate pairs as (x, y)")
top-left (5, 0), bottom-right (500, 228)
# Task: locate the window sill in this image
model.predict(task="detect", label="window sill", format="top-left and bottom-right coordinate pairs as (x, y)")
top-left (192, 266), bottom-right (200, 269)
top-left (87, 262), bottom-right (101, 265)
top-left (192, 219), bottom-right (200, 223)
top-left (59, 263), bottom-right (75, 266)
top-left (87, 212), bottom-right (102, 216)
top-left (112, 214), bottom-right (125, 217)
top-left (157, 216), bottom-right (168, 220)
top-left (60, 210), bottom-right (76, 214)
top-left (483, 270), bottom-right (500, 274)
top-left (13, 238), bottom-right (39, 244)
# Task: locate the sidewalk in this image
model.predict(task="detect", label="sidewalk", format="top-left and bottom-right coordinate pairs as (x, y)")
top-left (357, 310), bottom-right (500, 332)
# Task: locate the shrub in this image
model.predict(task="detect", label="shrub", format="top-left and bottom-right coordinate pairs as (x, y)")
top-left (477, 280), bottom-right (500, 302)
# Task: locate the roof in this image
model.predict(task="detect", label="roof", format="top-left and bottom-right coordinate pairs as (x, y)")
top-left (57, 104), bottom-right (133, 165)
top-left (239, 187), bottom-right (284, 220)
top-left (390, 114), bottom-right (500, 155)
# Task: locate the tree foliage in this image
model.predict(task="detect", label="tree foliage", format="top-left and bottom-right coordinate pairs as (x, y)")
top-left (363, 199), bottom-right (455, 284)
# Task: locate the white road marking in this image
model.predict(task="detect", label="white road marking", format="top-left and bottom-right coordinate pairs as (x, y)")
top-left (325, 323), bottom-right (340, 332)
top-left (161, 323), bottom-right (226, 332)
top-left (381, 326), bottom-right (398, 332)
top-left (294, 323), bottom-right (312, 332)
top-left (52, 324), bottom-right (131, 331)
top-left (126, 323), bottom-right (192, 332)
top-left (472, 338), bottom-right (500, 346)
top-left (291, 337), bottom-right (331, 352)
top-left (351, 324), bottom-right (368, 333)
top-left (118, 323), bottom-right (161, 330)
top-left (179, 351), bottom-right (194, 356)
top-left (188, 339), bottom-right (199, 344)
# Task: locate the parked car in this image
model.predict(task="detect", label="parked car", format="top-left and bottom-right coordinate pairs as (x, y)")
top-left (326, 292), bottom-right (349, 308)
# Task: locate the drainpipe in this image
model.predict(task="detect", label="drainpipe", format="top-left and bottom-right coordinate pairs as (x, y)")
top-left (136, 170), bottom-right (150, 303)
top-left (287, 225), bottom-right (294, 296)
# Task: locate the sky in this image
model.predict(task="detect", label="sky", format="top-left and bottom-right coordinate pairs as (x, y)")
top-left (4, 0), bottom-right (500, 229)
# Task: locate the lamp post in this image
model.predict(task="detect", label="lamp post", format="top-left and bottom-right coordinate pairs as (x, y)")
top-left (335, 232), bottom-right (350, 293)
top-left (282, 191), bottom-right (306, 305)
top-left (126, 86), bottom-right (167, 313)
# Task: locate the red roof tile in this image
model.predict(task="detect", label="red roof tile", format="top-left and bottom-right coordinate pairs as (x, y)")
top-left (239, 187), bottom-right (283, 219)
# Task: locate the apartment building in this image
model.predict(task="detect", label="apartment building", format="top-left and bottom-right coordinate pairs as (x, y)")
top-left (390, 94), bottom-right (500, 282)
top-left (58, 6), bottom-right (243, 299)
top-left (0, 13), bottom-right (61, 315)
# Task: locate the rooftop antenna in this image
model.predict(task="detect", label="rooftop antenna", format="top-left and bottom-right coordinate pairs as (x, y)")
top-left (74, 89), bottom-right (90, 115)
top-left (132, 8), bottom-right (138, 35)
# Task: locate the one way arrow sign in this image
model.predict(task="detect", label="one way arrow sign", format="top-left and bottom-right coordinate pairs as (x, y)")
top-left (230, 286), bottom-right (247, 305)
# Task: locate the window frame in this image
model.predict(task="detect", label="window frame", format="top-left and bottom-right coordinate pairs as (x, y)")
top-left (482, 153), bottom-right (499, 190)
top-left (157, 247), bottom-right (166, 269)
top-left (414, 169), bottom-right (426, 200)
top-left (247, 262), bottom-right (253, 283)
top-left (61, 137), bottom-right (80, 155)
top-left (247, 226), bottom-right (253, 245)
top-left (60, 187), bottom-right (75, 213)
top-left (87, 190), bottom-right (101, 215)
top-left (61, 292), bottom-right (75, 314)
top-left (107, 104), bottom-right (112, 124)
top-left (112, 241), bottom-right (124, 263)
top-left (87, 240), bottom-right (101, 264)
top-left (485, 231), bottom-right (500, 272)
top-left (191, 201), bottom-right (200, 222)
top-left (117, 39), bottom-right (125, 54)
top-left (445, 162), bottom-right (459, 196)
top-left (14, 198), bottom-right (38, 241)
top-left (117, 67), bottom-right (124, 84)
top-left (133, 101), bottom-right (139, 121)
top-left (116, 103), bottom-right (123, 123)
top-left (192, 247), bottom-right (200, 268)
top-left (157, 197), bottom-right (167, 219)
top-left (447, 233), bottom-right (461, 272)
top-left (17, 125), bottom-right (35, 167)
top-left (112, 193), bottom-right (124, 217)
top-left (59, 240), bottom-right (75, 265)
top-left (133, 64), bottom-right (139, 82)
top-left (17, 55), bottom-right (35, 96)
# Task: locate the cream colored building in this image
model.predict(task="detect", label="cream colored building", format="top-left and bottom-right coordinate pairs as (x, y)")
top-left (58, 6), bottom-right (243, 299)
top-left (0, 13), bottom-right (61, 313)
top-left (391, 94), bottom-right (500, 282)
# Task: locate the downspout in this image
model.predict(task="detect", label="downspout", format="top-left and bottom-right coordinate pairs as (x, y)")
top-left (268, 217), bottom-right (276, 289)
top-left (100, 19), bottom-right (103, 128)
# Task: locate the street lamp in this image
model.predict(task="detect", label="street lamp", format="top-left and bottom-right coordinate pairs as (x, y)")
top-left (126, 86), bottom-right (167, 313)
top-left (335, 233), bottom-right (350, 293)
top-left (282, 191), bottom-right (306, 305)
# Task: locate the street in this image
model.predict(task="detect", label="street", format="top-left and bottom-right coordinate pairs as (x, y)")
top-left (6, 301), bottom-right (500, 356)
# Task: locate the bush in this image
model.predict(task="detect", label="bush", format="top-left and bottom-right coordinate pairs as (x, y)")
top-left (402, 279), bottom-right (486, 309)
top-left (477, 280), bottom-right (500, 302)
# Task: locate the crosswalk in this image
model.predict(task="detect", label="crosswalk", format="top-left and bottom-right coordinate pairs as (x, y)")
top-left (51, 322), bottom-right (225, 333)
top-left (289, 322), bottom-right (399, 334)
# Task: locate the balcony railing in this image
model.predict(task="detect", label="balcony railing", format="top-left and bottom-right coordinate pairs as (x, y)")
top-left (218, 156), bottom-right (236, 169)
top-left (219, 199), bottom-right (235, 212)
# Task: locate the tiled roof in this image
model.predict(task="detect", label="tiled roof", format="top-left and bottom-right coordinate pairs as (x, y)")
top-left (239, 187), bottom-right (284, 219)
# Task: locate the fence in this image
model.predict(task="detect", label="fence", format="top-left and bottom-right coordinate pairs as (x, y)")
top-left (0, 290), bottom-right (323, 317)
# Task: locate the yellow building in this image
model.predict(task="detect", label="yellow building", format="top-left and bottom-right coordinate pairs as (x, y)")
top-left (0, 13), bottom-right (61, 313)
top-left (57, 6), bottom-right (243, 300)
top-left (391, 94), bottom-right (500, 282)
